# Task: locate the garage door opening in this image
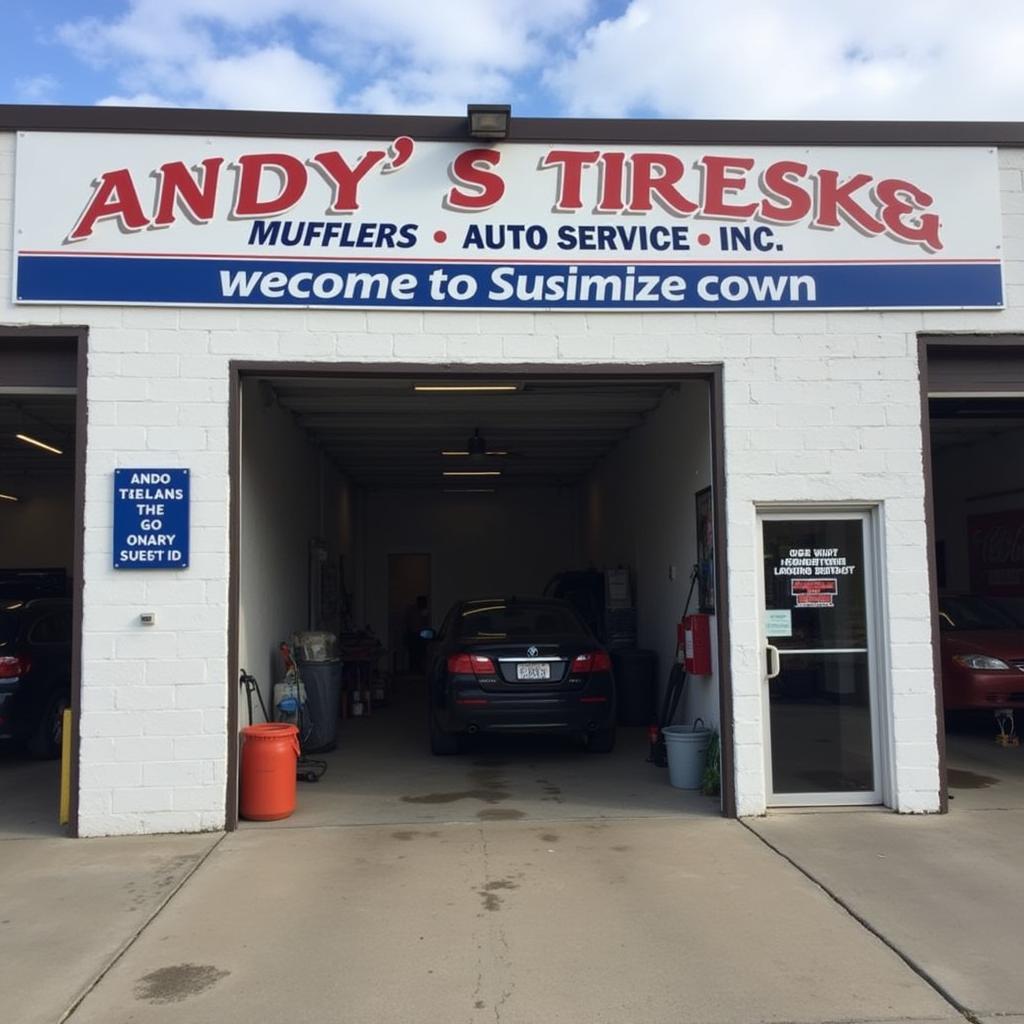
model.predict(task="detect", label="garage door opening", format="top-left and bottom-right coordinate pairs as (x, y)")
top-left (930, 393), bottom-right (1024, 809)
top-left (0, 336), bottom-right (82, 838)
top-left (233, 369), bottom-right (726, 829)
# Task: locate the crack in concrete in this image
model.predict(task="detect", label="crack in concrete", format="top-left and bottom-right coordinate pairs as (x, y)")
top-left (477, 824), bottom-right (516, 1022)
top-left (60, 833), bottom-right (227, 1023)
top-left (742, 820), bottom-right (981, 1024)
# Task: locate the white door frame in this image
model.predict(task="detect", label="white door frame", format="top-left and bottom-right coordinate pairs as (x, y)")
top-left (757, 505), bottom-right (886, 807)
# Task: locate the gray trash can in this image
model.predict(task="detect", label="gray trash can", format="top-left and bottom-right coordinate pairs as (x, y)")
top-left (296, 659), bottom-right (342, 753)
top-left (663, 725), bottom-right (710, 789)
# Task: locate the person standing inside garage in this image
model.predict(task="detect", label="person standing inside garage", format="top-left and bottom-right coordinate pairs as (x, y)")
top-left (406, 595), bottom-right (431, 673)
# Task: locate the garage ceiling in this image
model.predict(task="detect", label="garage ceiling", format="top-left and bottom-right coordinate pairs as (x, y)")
top-left (0, 394), bottom-right (76, 487)
top-left (929, 397), bottom-right (1024, 453)
top-left (265, 377), bottom-right (686, 487)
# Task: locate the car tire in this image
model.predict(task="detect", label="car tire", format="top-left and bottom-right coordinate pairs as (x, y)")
top-left (429, 714), bottom-right (461, 755)
top-left (586, 726), bottom-right (616, 753)
top-left (28, 691), bottom-right (69, 760)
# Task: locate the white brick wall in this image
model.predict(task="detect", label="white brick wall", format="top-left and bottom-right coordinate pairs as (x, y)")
top-left (2, 130), bottom-right (1023, 833)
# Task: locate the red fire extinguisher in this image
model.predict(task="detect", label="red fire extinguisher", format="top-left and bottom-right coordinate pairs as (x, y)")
top-left (681, 614), bottom-right (712, 676)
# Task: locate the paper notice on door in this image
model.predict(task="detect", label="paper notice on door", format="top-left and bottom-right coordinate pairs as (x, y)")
top-left (765, 609), bottom-right (793, 637)
top-left (791, 577), bottom-right (838, 607)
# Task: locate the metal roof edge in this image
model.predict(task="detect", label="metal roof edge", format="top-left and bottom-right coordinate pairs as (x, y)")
top-left (0, 104), bottom-right (1022, 146)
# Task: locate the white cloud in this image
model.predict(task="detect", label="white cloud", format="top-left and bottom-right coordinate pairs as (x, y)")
top-left (96, 92), bottom-right (177, 108)
top-left (544, 0), bottom-right (1024, 120)
top-left (52, 0), bottom-right (1024, 118)
top-left (192, 47), bottom-right (341, 112)
top-left (14, 74), bottom-right (58, 103)
top-left (54, 0), bottom-right (591, 114)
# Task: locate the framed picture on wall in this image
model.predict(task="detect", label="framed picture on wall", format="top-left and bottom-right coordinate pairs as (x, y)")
top-left (695, 486), bottom-right (715, 614)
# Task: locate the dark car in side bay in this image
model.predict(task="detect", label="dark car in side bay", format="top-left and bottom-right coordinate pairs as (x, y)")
top-left (0, 598), bottom-right (72, 758)
top-left (422, 597), bottom-right (616, 755)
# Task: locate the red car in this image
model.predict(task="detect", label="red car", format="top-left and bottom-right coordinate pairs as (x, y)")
top-left (940, 595), bottom-right (1024, 711)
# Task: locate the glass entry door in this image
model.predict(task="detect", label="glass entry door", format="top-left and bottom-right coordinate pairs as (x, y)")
top-left (760, 512), bottom-right (881, 805)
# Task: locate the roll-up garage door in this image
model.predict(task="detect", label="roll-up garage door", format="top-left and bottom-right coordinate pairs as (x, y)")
top-left (0, 337), bottom-right (77, 391)
top-left (926, 340), bottom-right (1024, 395)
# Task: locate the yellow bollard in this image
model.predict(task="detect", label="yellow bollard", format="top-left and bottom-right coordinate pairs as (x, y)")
top-left (59, 708), bottom-right (72, 826)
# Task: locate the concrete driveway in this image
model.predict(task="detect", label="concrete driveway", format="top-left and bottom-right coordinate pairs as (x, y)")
top-left (0, 723), bottom-right (959, 1024)
top-left (3, 713), bottom-right (1019, 1024)
top-left (58, 817), bottom-right (956, 1024)
top-left (749, 728), bottom-right (1024, 1024)
top-left (2, 830), bottom-right (220, 1024)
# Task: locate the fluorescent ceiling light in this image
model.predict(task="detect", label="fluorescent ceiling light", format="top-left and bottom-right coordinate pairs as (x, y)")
top-left (443, 470), bottom-right (501, 477)
top-left (0, 492), bottom-right (19, 502)
top-left (16, 433), bottom-right (63, 455)
top-left (441, 450), bottom-right (508, 456)
top-left (414, 384), bottom-right (520, 393)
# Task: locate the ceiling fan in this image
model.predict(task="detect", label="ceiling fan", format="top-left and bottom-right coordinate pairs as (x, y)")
top-left (443, 427), bottom-right (523, 459)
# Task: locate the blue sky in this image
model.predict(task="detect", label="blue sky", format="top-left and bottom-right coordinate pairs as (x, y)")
top-left (4, 1), bottom-right (1024, 119)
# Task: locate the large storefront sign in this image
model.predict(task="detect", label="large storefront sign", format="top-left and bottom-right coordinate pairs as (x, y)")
top-left (13, 132), bottom-right (1003, 311)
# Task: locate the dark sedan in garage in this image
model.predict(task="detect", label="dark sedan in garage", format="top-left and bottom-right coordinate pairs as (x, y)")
top-left (422, 597), bottom-right (616, 754)
top-left (0, 597), bottom-right (72, 758)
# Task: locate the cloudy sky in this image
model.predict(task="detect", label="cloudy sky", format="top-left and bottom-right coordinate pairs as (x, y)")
top-left (3, 1), bottom-right (1024, 119)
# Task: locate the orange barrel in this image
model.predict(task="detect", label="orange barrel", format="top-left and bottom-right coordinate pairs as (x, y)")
top-left (239, 723), bottom-right (300, 821)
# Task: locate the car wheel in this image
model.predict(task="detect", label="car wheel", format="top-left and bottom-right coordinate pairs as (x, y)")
top-left (28, 691), bottom-right (69, 760)
top-left (586, 726), bottom-right (616, 754)
top-left (429, 714), bottom-right (461, 755)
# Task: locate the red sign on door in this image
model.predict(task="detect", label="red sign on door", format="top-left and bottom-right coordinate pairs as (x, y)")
top-left (791, 578), bottom-right (838, 607)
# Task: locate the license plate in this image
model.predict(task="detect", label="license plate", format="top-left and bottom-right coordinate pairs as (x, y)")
top-left (517, 663), bottom-right (550, 681)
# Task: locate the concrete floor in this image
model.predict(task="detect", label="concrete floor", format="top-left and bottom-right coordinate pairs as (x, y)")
top-left (0, 744), bottom-right (64, 839)
top-left (62, 818), bottom-right (958, 1024)
top-left (749, 717), bottom-right (1024, 1022)
top-left (249, 678), bottom-right (717, 830)
top-left (2, 830), bottom-right (221, 1024)
top-left (943, 712), bottom-right (1024, 810)
top-left (3, 701), bottom-right (1024, 1023)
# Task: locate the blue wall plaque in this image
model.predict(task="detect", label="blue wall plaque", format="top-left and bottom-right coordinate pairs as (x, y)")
top-left (113, 469), bottom-right (190, 569)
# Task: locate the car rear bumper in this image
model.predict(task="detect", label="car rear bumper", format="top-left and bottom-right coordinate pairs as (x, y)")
top-left (438, 692), bottom-right (615, 734)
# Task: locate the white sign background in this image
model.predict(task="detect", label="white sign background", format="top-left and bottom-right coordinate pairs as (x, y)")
top-left (11, 131), bottom-right (1005, 310)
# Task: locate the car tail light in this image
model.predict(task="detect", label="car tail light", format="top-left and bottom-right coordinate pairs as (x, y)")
top-left (0, 655), bottom-right (30, 679)
top-left (447, 653), bottom-right (497, 676)
top-left (572, 651), bottom-right (612, 673)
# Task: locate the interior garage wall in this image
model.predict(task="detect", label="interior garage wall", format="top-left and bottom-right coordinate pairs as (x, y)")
top-left (319, 460), bottom-right (360, 629)
top-left (361, 486), bottom-right (579, 649)
top-left (932, 424), bottom-right (1024, 592)
top-left (583, 381), bottom-right (716, 727)
top-left (238, 383), bottom-right (355, 719)
top-left (0, 476), bottom-right (75, 575)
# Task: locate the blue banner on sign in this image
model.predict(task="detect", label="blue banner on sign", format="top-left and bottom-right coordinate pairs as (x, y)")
top-left (113, 469), bottom-right (189, 570)
top-left (17, 254), bottom-right (1003, 310)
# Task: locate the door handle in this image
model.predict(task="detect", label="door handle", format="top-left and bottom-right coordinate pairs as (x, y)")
top-left (766, 644), bottom-right (781, 680)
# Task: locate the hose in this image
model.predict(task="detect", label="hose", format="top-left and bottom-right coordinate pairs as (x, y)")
top-left (648, 564), bottom-right (700, 767)
top-left (239, 668), bottom-right (327, 782)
